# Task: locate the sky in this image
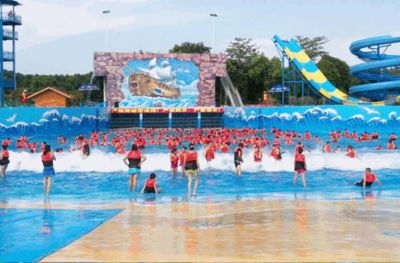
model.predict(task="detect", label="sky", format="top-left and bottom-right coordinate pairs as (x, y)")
top-left (5, 0), bottom-right (400, 74)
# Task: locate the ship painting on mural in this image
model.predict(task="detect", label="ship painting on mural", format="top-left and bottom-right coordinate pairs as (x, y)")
top-left (128, 58), bottom-right (181, 99)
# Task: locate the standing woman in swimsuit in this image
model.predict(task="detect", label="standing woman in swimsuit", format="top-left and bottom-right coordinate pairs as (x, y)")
top-left (124, 144), bottom-right (146, 192)
top-left (42, 145), bottom-right (56, 195)
top-left (184, 143), bottom-right (200, 197)
top-left (0, 145), bottom-right (10, 177)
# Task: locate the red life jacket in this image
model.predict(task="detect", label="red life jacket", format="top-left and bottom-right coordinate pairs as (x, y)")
top-left (347, 150), bottom-right (356, 158)
top-left (295, 153), bottom-right (305, 162)
top-left (127, 150), bottom-right (141, 168)
top-left (323, 145), bottom-right (331, 153)
top-left (171, 153), bottom-right (179, 165)
top-left (205, 147), bottom-right (215, 161)
top-left (2, 149), bottom-right (9, 158)
top-left (220, 144), bottom-right (229, 153)
top-left (145, 178), bottom-right (156, 188)
top-left (0, 149), bottom-right (10, 165)
top-left (179, 152), bottom-right (186, 164)
top-left (186, 151), bottom-right (197, 162)
top-left (254, 151), bottom-right (262, 162)
top-left (41, 152), bottom-right (53, 167)
top-left (365, 173), bottom-right (376, 183)
top-left (388, 143), bottom-right (396, 150)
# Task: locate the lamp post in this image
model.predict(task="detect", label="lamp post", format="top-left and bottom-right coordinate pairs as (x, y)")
top-left (102, 10), bottom-right (110, 51)
top-left (210, 13), bottom-right (218, 52)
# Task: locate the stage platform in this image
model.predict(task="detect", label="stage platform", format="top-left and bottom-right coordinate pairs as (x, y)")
top-left (110, 107), bottom-right (224, 129)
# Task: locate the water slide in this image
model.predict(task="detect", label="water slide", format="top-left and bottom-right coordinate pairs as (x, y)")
top-left (273, 35), bottom-right (400, 105)
top-left (349, 35), bottom-right (400, 100)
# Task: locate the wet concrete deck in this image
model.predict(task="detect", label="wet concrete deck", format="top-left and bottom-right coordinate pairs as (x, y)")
top-left (3, 198), bottom-right (400, 262)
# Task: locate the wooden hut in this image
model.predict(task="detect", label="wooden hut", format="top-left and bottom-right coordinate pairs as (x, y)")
top-left (27, 87), bottom-right (73, 107)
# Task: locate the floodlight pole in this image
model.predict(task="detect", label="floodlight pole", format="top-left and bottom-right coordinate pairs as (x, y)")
top-left (210, 13), bottom-right (218, 52)
top-left (102, 10), bottom-right (110, 51)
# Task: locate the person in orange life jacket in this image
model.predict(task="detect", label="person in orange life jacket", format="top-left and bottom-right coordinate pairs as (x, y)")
top-left (355, 168), bottom-right (381, 188)
top-left (387, 140), bottom-right (396, 150)
top-left (322, 141), bottom-right (331, 153)
top-left (295, 142), bottom-right (303, 154)
top-left (346, 145), bottom-right (356, 158)
top-left (184, 143), bottom-right (200, 197)
top-left (179, 146), bottom-right (187, 176)
top-left (253, 145), bottom-right (262, 162)
top-left (123, 144), bottom-right (147, 192)
top-left (220, 142), bottom-right (229, 153)
top-left (270, 144), bottom-right (282, 160)
top-left (21, 89), bottom-right (28, 105)
top-left (371, 132), bottom-right (379, 140)
top-left (2, 138), bottom-right (11, 147)
top-left (375, 145), bottom-right (383, 150)
top-left (141, 173), bottom-right (161, 194)
top-left (170, 148), bottom-right (179, 176)
top-left (16, 139), bottom-right (24, 150)
top-left (304, 131), bottom-right (311, 140)
top-left (204, 141), bottom-right (215, 162)
top-left (81, 140), bottom-right (90, 159)
top-left (42, 145), bottom-right (56, 195)
top-left (293, 147), bottom-right (307, 188)
top-left (234, 143), bottom-right (244, 176)
top-left (389, 133), bottom-right (397, 141)
top-left (0, 145), bottom-right (10, 177)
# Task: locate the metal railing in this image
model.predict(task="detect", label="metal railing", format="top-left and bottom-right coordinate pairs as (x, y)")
top-left (2, 29), bottom-right (18, 39)
top-left (2, 13), bottom-right (22, 24)
top-left (3, 51), bottom-right (14, 60)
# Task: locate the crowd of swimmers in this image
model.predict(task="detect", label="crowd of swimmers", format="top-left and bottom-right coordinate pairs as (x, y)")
top-left (0, 128), bottom-right (392, 196)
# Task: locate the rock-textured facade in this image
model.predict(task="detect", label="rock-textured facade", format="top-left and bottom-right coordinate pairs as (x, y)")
top-left (94, 52), bottom-right (227, 107)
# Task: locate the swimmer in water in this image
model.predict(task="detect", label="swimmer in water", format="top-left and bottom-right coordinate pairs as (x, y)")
top-left (354, 168), bottom-right (381, 188)
top-left (184, 143), bottom-right (200, 197)
top-left (170, 148), bottom-right (179, 176)
top-left (0, 145), bottom-right (10, 177)
top-left (253, 145), bottom-right (262, 162)
top-left (123, 144), bottom-right (146, 192)
top-left (179, 146), bottom-right (187, 177)
top-left (234, 143), bottom-right (244, 175)
top-left (81, 140), bottom-right (90, 159)
top-left (293, 147), bottom-right (307, 187)
top-left (42, 145), bottom-right (56, 195)
top-left (141, 173), bottom-right (161, 194)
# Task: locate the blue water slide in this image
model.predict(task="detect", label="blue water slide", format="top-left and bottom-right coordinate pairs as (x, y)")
top-left (349, 35), bottom-right (400, 100)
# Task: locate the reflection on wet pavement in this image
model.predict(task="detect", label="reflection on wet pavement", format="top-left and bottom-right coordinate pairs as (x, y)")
top-left (39, 198), bottom-right (400, 262)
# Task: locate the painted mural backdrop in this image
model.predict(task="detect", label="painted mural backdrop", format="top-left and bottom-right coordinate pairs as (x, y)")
top-left (94, 52), bottom-right (227, 108)
top-left (224, 106), bottom-right (400, 134)
top-left (120, 58), bottom-right (199, 107)
top-left (0, 107), bottom-right (108, 136)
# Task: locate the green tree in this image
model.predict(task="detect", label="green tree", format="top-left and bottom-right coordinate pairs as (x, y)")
top-left (4, 71), bottom-right (100, 106)
top-left (226, 38), bottom-right (261, 103)
top-left (317, 55), bottom-right (353, 93)
top-left (295, 35), bottom-right (329, 61)
top-left (169, 42), bottom-right (211, 54)
top-left (226, 38), bottom-right (259, 66)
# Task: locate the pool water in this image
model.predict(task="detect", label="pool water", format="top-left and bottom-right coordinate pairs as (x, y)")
top-left (1, 132), bottom-right (399, 203)
top-left (0, 208), bottom-right (121, 262)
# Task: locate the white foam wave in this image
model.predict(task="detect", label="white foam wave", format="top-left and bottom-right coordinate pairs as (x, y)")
top-left (5, 149), bottom-right (400, 173)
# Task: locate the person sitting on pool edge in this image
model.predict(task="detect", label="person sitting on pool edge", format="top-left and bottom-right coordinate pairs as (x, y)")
top-left (355, 168), bottom-right (382, 188)
top-left (141, 173), bottom-right (161, 194)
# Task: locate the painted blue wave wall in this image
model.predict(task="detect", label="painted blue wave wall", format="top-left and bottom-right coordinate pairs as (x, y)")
top-left (0, 107), bottom-right (109, 136)
top-left (224, 106), bottom-right (400, 134)
top-left (1, 106), bottom-right (399, 136)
